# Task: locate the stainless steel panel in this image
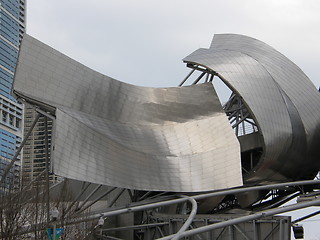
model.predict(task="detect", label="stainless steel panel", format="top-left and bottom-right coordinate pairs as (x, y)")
top-left (184, 34), bottom-right (320, 183)
top-left (13, 34), bottom-right (242, 192)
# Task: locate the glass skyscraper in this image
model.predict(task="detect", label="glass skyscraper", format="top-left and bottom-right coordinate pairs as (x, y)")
top-left (0, 0), bottom-right (25, 191)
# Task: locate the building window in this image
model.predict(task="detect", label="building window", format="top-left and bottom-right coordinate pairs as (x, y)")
top-left (2, 112), bottom-right (7, 123)
top-left (16, 119), bottom-right (20, 128)
top-left (9, 115), bottom-right (14, 126)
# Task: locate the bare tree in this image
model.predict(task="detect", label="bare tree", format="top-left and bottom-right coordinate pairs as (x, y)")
top-left (1, 180), bottom-right (95, 240)
top-left (0, 190), bottom-right (33, 240)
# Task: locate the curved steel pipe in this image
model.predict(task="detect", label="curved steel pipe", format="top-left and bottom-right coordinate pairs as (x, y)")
top-left (170, 196), bottom-right (198, 240)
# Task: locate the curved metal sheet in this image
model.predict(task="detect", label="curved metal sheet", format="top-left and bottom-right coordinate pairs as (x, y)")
top-left (13, 34), bottom-right (242, 192)
top-left (184, 34), bottom-right (320, 183)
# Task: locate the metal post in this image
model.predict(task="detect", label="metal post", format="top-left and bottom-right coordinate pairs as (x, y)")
top-left (209, 74), bottom-right (214, 82)
top-left (284, 219), bottom-right (289, 240)
top-left (253, 220), bottom-right (259, 240)
top-left (168, 220), bottom-right (173, 235)
top-left (51, 207), bottom-right (59, 240)
top-left (53, 222), bottom-right (56, 240)
top-left (205, 73), bottom-right (209, 82)
top-left (44, 116), bottom-right (50, 223)
top-left (206, 219), bottom-right (211, 240)
top-left (279, 219), bottom-right (284, 240)
top-left (229, 226), bottom-right (234, 240)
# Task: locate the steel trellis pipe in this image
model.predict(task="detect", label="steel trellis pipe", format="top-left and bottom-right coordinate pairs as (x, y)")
top-left (47, 180), bottom-right (320, 229)
top-left (7, 179), bottom-right (320, 237)
top-left (159, 198), bottom-right (320, 239)
top-left (171, 196), bottom-right (197, 240)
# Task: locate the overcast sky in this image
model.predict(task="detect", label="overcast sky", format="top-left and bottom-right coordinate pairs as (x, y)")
top-left (27, 1), bottom-right (320, 238)
top-left (27, 0), bottom-right (320, 89)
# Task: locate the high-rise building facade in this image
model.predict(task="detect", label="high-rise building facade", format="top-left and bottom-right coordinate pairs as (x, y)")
top-left (0, 0), bottom-right (25, 191)
top-left (22, 108), bottom-right (58, 185)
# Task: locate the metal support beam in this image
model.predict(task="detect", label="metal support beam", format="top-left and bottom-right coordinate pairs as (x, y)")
top-left (65, 179), bottom-right (320, 222)
top-left (279, 219), bottom-right (284, 240)
top-left (107, 188), bottom-right (126, 208)
top-left (77, 187), bottom-right (117, 214)
top-left (264, 224), bottom-right (280, 240)
top-left (205, 73), bottom-right (209, 82)
top-left (0, 113), bottom-right (41, 185)
top-left (292, 209), bottom-right (320, 223)
top-left (209, 74), bottom-right (214, 82)
top-left (76, 184), bottom-right (102, 211)
top-left (63, 182), bottom-right (91, 217)
top-left (148, 191), bottom-right (169, 200)
top-left (103, 235), bottom-right (123, 240)
top-left (234, 224), bottom-right (251, 240)
top-left (22, 179), bottom-right (64, 204)
top-left (229, 225), bottom-right (235, 240)
top-left (159, 198), bottom-right (320, 240)
top-left (138, 191), bottom-right (152, 201)
top-left (232, 113), bottom-right (250, 129)
top-left (102, 222), bottom-right (169, 232)
top-left (179, 68), bottom-right (196, 86)
top-left (157, 226), bottom-right (166, 237)
top-left (34, 107), bottom-right (56, 121)
top-left (189, 223), bottom-right (204, 240)
top-left (44, 116), bottom-right (50, 223)
top-left (21, 169), bottom-right (46, 192)
top-left (216, 227), bottom-right (227, 240)
top-left (192, 72), bottom-right (206, 85)
top-left (8, 179), bottom-right (320, 237)
top-left (127, 189), bottom-right (134, 202)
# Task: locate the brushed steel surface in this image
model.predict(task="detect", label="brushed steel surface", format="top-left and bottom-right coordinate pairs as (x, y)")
top-left (184, 34), bottom-right (320, 183)
top-left (13, 34), bottom-right (242, 192)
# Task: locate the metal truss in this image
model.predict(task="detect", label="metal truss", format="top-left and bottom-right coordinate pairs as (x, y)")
top-left (1, 89), bottom-right (318, 240)
top-left (179, 64), bottom-right (263, 175)
top-left (2, 147), bottom-right (320, 240)
top-left (223, 92), bottom-right (258, 137)
top-left (89, 179), bottom-right (320, 240)
top-left (143, 215), bottom-right (291, 240)
top-left (179, 63), bottom-right (259, 138)
top-left (210, 195), bottom-right (240, 214)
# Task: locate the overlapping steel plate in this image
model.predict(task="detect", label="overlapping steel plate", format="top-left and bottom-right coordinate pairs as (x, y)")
top-left (13, 34), bottom-right (242, 192)
top-left (184, 34), bottom-right (320, 183)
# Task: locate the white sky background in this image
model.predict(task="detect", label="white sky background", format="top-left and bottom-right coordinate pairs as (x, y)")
top-left (27, 0), bottom-right (320, 89)
top-left (27, 0), bottom-right (320, 239)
